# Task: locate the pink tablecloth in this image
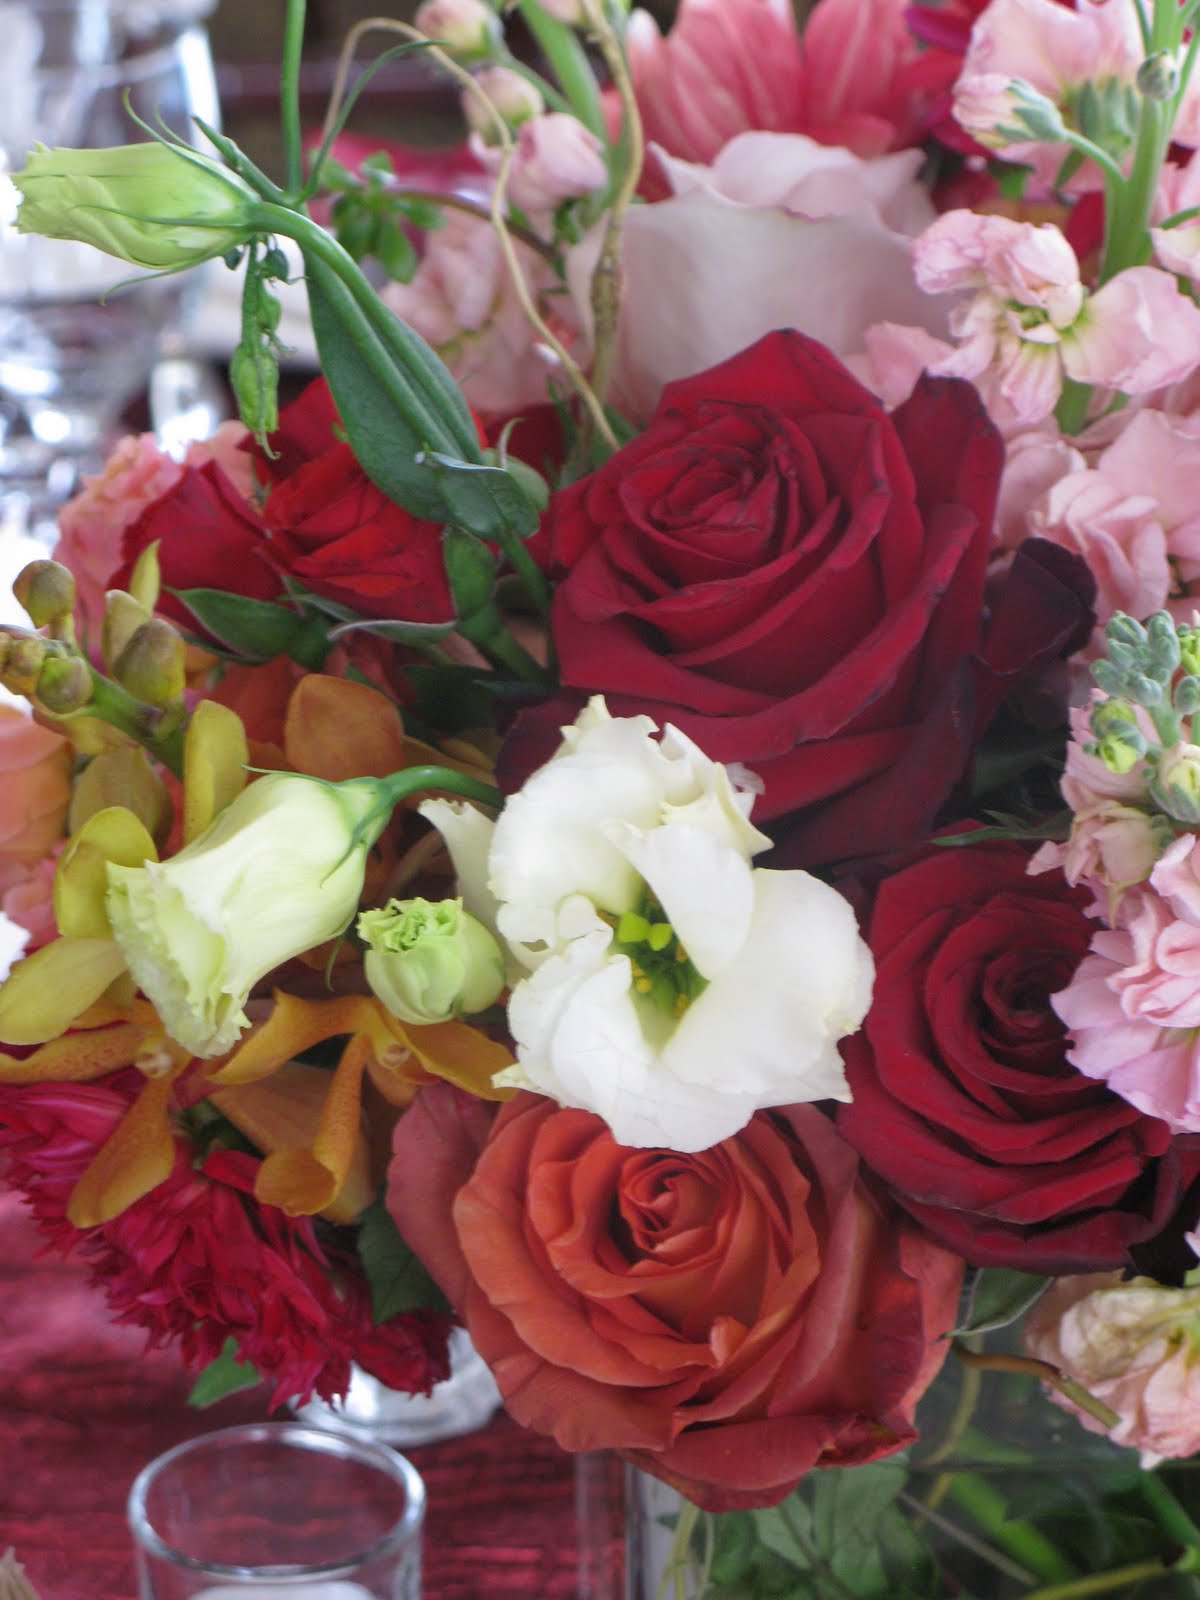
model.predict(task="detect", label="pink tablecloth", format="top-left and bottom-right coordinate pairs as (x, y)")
top-left (0, 1191), bottom-right (623, 1599)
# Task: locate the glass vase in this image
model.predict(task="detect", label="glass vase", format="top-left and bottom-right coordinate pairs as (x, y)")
top-left (292, 1326), bottom-right (502, 1448)
top-left (579, 1356), bottom-right (1200, 1600)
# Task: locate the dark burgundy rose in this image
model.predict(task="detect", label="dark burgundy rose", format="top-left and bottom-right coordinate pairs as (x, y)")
top-left (517, 331), bottom-right (1085, 866)
top-left (836, 841), bottom-right (1189, 1273)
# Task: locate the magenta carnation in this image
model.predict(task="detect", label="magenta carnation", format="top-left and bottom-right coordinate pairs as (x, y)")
top-left (0, 1072), bottom-right (451, 1408)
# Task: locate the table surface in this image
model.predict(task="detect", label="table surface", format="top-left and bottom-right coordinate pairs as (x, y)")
top-left (0, 1191), bottom-right (624, 1600)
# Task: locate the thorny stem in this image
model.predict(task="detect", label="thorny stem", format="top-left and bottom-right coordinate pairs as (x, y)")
top-left (952, 1344), bottom-right (1121, 1431)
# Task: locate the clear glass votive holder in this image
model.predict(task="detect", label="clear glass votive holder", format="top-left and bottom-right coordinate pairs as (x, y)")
top-left (127, 1422), bottom-right (424, 1600)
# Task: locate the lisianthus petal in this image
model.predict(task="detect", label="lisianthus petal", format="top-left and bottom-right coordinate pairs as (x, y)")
top-left (0, 936), bottom-right (128, 1045)
top-left (54, 804), bottom-right (159, 940)
top-left (418, 799), bottom-right (502, 944)
top-left (603, 819), bottom-right (755, 978)
top-left (182, 699), bottom-right (249, 845)
top-left (66, 1069), bottom-right (179, 1227)
top-left (663, 869), bottom-right (872, 1101)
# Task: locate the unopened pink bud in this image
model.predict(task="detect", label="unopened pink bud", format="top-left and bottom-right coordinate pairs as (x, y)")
top-left (504, 112), bottom-right (608, 214)
top-left (415, 0), bottom-right (501, 61)
top-left (464, 65), bottom-right (544, 142)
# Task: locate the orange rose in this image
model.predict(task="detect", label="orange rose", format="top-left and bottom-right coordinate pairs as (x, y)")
top-left (0, 708), bottom-right (71, 865)
top-left (388, 1088), bottom-right (963, 1510)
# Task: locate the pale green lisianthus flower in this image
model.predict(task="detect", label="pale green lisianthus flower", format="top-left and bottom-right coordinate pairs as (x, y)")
top-left (420, 697), bottom-right (875, 1153)
top-left (106, 772), bottom-right (389, 1057)
top-left (15, 141), bottom-right (258, 272)
top-left (359, 896), bottom-right (505, 1025)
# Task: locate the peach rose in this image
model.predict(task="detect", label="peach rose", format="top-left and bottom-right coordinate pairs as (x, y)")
top-left (0, 707), bottom-right (71, 866)
top-left (388, 1087), bottom-right (963, 1510)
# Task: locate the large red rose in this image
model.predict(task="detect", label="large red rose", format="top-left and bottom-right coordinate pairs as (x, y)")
top-left (836, 842), bottom-right (1194, 1273)
top-left (387, 1086), bottom-right (963, 1511)
top-left (527, 331), bottom-right (1085, 866)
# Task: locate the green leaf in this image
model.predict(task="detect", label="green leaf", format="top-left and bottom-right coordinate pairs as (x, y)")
top-left (172, 588), bottom-right (329, 669)
top-left (955, 1268), bottom-right (1050, 1336)
top-left (356, 1196), bottom-right (450, 1322)
top-left (417, 450), bottom-right (542, 541)
top-left (187, 1338), bottom-right (262, 1407)
top-left (303, 244), bottom-right (482, 524)
top-left (811, 1460), bottom-right (910, 1594)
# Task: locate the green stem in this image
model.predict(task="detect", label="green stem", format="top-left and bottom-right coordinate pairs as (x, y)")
top-left (944, 1473), bottom-right (1076, 1585)
top-left (86, 671), bottom-right (185, 779)
top-left (1140, 1471), bottom-right (1200, 1551)
top-left (897, 1491), bottom-right (1037, 1586)
top-left (457, 604), bottom-right (553, 686)
top-left (1019, 1560), bottom-right (1176, 1600)
top-left (377, 764), bottom-right (503, 812)
top-left (281, 0), bottom-right (307, 197)
top-left (494, 525), bottom-right (552, 622)
top-left (515, 0), bottom-right (606, 137)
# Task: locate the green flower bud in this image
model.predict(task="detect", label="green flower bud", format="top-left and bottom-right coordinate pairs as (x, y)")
top-left (415, 0), bottom-right (503, 63)
top-left (1138, 50), bottom-right (1179, 102)
top-left (13, 560), bottom-right (75, 628)
top-left (1, 633), bottom-right (47, 697)
top-left (35, 655), bottom-right (93, 715)
top-left (1180, 627), bottom-right (1200, 678)
top-left (359, 896), bottom-right (505, 1025)
top-left (113, 619), bottom-right (187, 706)
top-left (1107, 613), bottom-right (1148, 650)
top-left (1176, 676), bottom-right (1200, 716)
top-left (1153, 742), bottom-right (1200, 824)
top-left (1090, 732), bottom-right (1144, 776)
top-left (1146, 610), bottom-right (1182, 676)
top-left (230, 341), bottom-right (280, 439)
top-left (15, 141), bottom-right (259, 273)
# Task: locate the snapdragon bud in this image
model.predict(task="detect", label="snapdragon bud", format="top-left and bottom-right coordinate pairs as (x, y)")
top-left (13, 560), bottom-right (75, 629)
top-left (359, 896), bottom-right (505, 1025)
top-left (465, 66), bottom-right (545, 143)
top-left (15, 141), bottom-right (259, 273)
top-left (415, 0), bottom-right (502, 62)
top-left (113, 619), bottom-right (187, 707)
top-left (34, 655), bottom-right (92, 715)
top-left (1, 632), bottom-right (47, 697)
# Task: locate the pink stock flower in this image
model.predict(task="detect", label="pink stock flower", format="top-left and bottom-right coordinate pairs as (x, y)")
top-left (570, 131), bottom-right (948, 422)
top-left (627, 0), bottom-right (927, 171)
top-left (953, 0), bottom-right (1141, 170)
top-left (54, 423), bottom-right (253, 651)
top-left (1028, 411), bottom-right (1200, 641)
top-left (383, 210), bottom-right (581, 417)
top-left (0, 1072), bottom-right (452, 1408)
top-left (1031, 703), bottom-right (1163, 909)
top-left (1052, 836), bottom-right (1200, 1132)
top-left (1024, 1272), bottom-right (1200, 1467)
top-left (0, 853), bottom-right (59, 956)
top-left (473, 112), bottom-right (608, 214)
top-left (910, 211), bottom-right (1200, 427)
top-left (1152, 153), bottom-right (1200, 284)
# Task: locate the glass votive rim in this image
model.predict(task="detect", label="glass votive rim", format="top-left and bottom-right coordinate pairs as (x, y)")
top-left (126, 1421), bottom-right (426, 1582)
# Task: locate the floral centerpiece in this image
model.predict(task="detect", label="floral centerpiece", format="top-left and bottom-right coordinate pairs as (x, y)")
top-left (9, 0), bottom-right (1200, 1593)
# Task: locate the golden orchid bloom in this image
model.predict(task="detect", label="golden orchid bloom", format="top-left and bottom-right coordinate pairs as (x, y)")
top-left (0, 699), bottom-right (249, 1048)
top-left (205, 989), bottom-right (515, 1220)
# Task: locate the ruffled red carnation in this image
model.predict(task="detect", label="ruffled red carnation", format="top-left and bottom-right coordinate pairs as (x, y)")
top-left (0, 1073), bottom-right (451, 1408)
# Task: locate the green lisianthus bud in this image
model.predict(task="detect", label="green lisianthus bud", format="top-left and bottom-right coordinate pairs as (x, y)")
top-left (15, 141), bottom-right (259, 273)
top-left (359, 896), bottom-right (505, 1025)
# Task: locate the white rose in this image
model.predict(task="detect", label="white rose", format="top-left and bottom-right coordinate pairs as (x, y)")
top-left (421, 698), bottom-right (873, 1151)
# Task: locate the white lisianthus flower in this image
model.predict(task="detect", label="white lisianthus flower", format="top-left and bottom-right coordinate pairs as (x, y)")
top-left (421, 698), bottom-right (874, 1151)
top-left (106, 772), bottom-right (390, 1057)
